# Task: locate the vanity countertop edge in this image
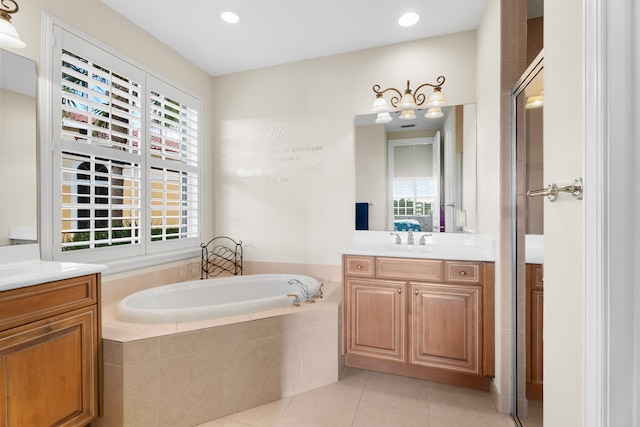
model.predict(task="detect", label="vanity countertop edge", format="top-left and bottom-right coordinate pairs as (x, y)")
top-left (0, 260), bottom-right (107, 292)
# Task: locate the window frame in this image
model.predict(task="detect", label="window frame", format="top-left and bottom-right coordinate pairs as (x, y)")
top-left (40, 15), bottom-right (202, 272)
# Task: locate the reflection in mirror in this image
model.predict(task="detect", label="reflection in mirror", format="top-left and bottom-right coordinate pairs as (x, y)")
top-left (513, 58), bottom-right (544, 427)
top-left (0, 49), bottom-right (37, 246)
top-left (354, 105), bottom-right (476, 233)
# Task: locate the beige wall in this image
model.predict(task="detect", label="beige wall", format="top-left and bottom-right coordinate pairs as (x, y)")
top-left (475, 0), bottom-right (503, 409)
top-left (354, 124), bottom-right (387, 231)
top-left (211, 31), bottom-right (478, 265)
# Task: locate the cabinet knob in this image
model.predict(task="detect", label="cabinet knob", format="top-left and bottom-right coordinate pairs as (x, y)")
top-left (414, 289), bottom-right (419, 296)
top-left (356, 264), bottom-right (363, 269)
top-left (459, 270), bottom-right (467, 276)
top-left (398, 288), bottom-right (402, 294)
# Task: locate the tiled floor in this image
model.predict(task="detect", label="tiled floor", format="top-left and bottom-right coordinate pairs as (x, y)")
top-left (519, 399), bottom-right (543, 427)
top-left (196, 367), bottom-right (515, 427)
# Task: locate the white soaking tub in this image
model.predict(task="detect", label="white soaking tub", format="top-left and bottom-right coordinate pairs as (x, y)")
top-left (115, 273), bottom-right (322, 324)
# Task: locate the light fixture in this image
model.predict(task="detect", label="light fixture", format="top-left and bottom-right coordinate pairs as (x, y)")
top-left (371, 77), bottom-right (446, 122)
top-left (424, 107), bottom-right (443, 119)
top-left (219, 8), bottom-right (241, 24)
top-left (398, 12), bottom-right (420, 27)
top-left (0, 0), bottom-right (25, 49)
top-left (375, 112), bottom-right (392, 124)
top-left (525, 90), bottom-right (544, 109)
top-left (399, 109), bottom-right (417, 120)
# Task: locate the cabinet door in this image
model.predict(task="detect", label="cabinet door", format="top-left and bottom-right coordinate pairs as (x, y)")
top-left (527, 264), bottom-right (544, 400)
top-left (410, 282), bottom-right (482, 375)
top-left (0, 306), bottom-right (97, 427)
top-left (345, 278), bottom-right (406, 362)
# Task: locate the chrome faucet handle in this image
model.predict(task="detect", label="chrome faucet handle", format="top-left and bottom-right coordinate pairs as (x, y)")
top-left (389, 232), bottom-right (401, 244)
top-left (287, 294), bottom-right (301, 307)
top-left (418, 233), bottom-right (432, 245)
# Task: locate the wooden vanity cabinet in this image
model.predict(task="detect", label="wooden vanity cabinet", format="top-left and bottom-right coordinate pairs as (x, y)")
top-left (526, 263), bottom-right (544, 400)
top-left (343, 255), bottom-right (495, 390)
top-left (0, 274), bottom-right (101, 427)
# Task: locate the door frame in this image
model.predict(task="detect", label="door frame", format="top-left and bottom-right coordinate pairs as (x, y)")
top-left (584, 0), bottom-right (638, 424)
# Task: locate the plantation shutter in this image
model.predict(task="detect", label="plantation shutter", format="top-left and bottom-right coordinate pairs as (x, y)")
top-left (147, 75), bottom-right (199, 248)
top-left (52, 26), bottom-right (200, 262)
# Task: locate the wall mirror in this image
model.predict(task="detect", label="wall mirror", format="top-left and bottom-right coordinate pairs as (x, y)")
top-left (0, 49), bottom-right (38, 246)
top-left (354, 104), bottom-right (477, 233)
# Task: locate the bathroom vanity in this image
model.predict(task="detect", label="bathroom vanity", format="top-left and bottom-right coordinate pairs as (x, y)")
top-left (340, 232), bottom-right (495, 390)
top-left (0, 253), bottom-right (105, 427)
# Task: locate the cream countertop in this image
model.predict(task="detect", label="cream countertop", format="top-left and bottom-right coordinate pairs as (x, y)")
top-left (339, 231), bottom-right (495, 262)
top-left (0, 244), bottom-right (107, 292)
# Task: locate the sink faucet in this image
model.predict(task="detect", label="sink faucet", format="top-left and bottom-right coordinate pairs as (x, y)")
top-left (288, 278), bottom-right (315, 303)
top-left (418, 233), bottom-right (433, 245)
top-left (407, 230), bottom-right (414, 245)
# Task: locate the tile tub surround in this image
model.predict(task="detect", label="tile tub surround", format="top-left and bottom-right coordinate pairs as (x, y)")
top-left (95, 281), bottom-right (342, 427)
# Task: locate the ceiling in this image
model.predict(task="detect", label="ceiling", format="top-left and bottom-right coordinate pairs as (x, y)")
top-left (99, 0), bottom-right (487, 77)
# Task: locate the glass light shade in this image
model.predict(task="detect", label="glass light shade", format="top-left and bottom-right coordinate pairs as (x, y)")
top-left (425, 107), bottom-right (443, 119)
top-left (397, 93), bottom-right (417, 110)
top-left (0, 18), bottom-right (25, 48)
top-left (371, 96), bottom-right (390, 113)
top-left (375, 112), bottom-right (392, 124)
top-left (399, 109), bottom-right (417, 120)
top-left (525, 95), bottom-right (544, 109)
top-left (427, 89), bottom-right (445, 107)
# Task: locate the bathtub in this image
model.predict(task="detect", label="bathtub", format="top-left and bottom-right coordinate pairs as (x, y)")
top-left (115, 273), bottom-right (322, 324)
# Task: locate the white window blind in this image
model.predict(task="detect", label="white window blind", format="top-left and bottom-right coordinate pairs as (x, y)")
top-left (146, 76), bottom-right (199, 246)
top-left (51, 25), bottom-right (200, 263)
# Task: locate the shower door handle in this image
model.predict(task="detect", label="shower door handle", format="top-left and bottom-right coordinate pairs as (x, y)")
top-left (527, 178), bottom-right (583, 202)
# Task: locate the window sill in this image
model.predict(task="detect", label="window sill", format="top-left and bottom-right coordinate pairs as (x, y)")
top-left (101, 247), bottom-right (201, 276)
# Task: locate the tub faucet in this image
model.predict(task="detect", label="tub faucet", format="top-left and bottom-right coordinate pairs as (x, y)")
top-left (288, 279), bottom-right (315, 303)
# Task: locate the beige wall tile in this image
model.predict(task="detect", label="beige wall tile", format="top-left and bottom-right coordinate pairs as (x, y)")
top-left (102, 339), bottom-right (123, 366)
top-left (123, 338), bottom-right (159, 365)
top-left (123, 361), bottom-right (159, 427)
top-left (301, 325), bottom-right (339, 392)
top-left (235, 334), bottom-right (303, 411)
top-left (91, 364), bottom-right (124, 427)
top-left (300, 305), bottom-right (338, 331)
top-left (159, 346), bottom-right (241, 427)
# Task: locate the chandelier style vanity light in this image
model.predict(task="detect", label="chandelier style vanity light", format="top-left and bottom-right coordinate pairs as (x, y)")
top-left (0, 0), bottom-right (25, 48)
top-left (371, 76), bottom-right (446, 124)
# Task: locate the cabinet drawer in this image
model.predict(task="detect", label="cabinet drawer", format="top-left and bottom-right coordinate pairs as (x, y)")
top-left (0, 274), bottom-right (97, 332)
top-left (344, 256), bottom-right (375, 277)
top-left (376, 257), bottom-right (444, 282)
top-left (445, 262), bottom-right (482, 284)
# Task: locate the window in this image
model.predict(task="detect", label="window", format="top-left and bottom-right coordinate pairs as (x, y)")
top-left (392, 178), bottom-right (434, 216)
top-left (46, 24), bottom-right (200, 264)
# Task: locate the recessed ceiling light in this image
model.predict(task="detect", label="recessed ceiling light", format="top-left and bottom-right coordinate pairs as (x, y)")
top-left (398, 12), bottom-right (420, 27)
top-left (219, 8), bottom-right (241, 24)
